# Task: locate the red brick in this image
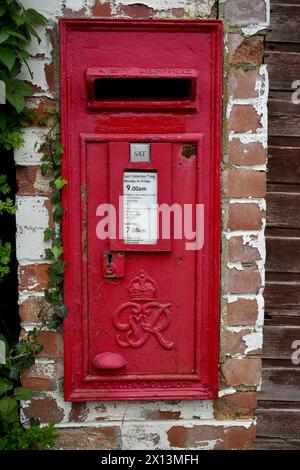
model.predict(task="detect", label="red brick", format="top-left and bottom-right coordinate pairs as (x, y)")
top-left (214, 392), bottom-right (257, 420)
top-left (223, 169), bottom-right (266, 198)
top-left (44, 199), bottom-right (54, 228)
top-left (228, 236), bottom-right (261, 263)
top-left (226, 140), bottom-right (267, 166)
top-left (229, 105), bottom-right (261, 133)
top-left (229, 34), bottom-right (264, 64)
top-left (227, 267), bottom-right (262, 294)
top-left (229, 69), bottom-right (262, 99)
top-left (145, 410), bottom-right (181, 420)
top-left (36, 331), bottom-right (63, 359)
top-left (224, 425), bottom-right (256, 450)
top-left (117, 4), bottom-right (155, 18)
top-left (21, 363), bottom-right (62, 391)
top-left (167, 423), bottom-right (257, 450)
top-left (227, 299), bottom-right (259, 326)
top-left (225, 0), bottom-right (266, 27)
top-left (92, 1), bottom-right (112, 16)
top-left (69, 402), bottom-right (88, 422)
top-left (16, 166), bottom-right (52, 196)
top-left (23, 397), bottom-right (64, 423)
top-left (54, 427), bottom-right (120, 450)
top-left (225, 329), bottom-right (252, 356)
top-left (19, 295), bottom-right (48, 323)
top-left (63, 6), bottom-right (86, 18)
top-left (221, 358), bottom-right (261, 386)
top-left (167, 425), bottom-right (224, 449)
top-left (26, 97), bottom-right (57, 127)
top-left (19, 264), bottom-right (50, 292)
top-left (227, 203), bottom-right (265, 231)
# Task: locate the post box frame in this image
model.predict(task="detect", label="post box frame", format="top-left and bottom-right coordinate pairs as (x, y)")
top-left (60, 19), bottom-right (223, 401)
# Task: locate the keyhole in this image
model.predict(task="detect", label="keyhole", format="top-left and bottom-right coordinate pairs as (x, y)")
top-left (107, 252), bottom-right (113, 265)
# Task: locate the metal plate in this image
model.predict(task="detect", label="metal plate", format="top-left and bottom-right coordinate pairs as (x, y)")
top-left (130, 143), bottom-right (150, 162)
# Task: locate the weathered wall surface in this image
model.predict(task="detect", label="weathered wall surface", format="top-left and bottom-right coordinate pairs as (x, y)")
top-left (16, 0), bottom-right (269, 450)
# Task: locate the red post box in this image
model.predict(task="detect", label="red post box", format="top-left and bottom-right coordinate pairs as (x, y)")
top-left (60, 19), bottom-right (223, 401)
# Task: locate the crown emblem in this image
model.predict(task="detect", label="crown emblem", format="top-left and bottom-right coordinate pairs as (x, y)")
top-left (128, 269), bottom-right (157, 301)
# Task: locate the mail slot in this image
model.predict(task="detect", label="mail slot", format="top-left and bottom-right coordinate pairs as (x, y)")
top-left (60, 19), bottom-right (223, 401)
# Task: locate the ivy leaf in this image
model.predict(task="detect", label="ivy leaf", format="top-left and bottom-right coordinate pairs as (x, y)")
top-left (52, 246), bottom-right (63, 260)
top-left (0, 5), bottom-right (6, 17)
top-left (55, 304), bottom-right (67, 319)
top-left (18, 49), bottom-right (30, 61)
top-left (13, 387), bottom-right (32, 401)
top-left (0, 397), bottom-right (18, 424)
top-left (0, 378), bottom-right (13, 395)
top-left (0, 47), bottom-right (16, 71)
top-left (53, 177), bottom-right (68, 190)
top-left (11, 14), bottom-right (25, 27)
top-left (5, 30), bottom-right (28, 42)
top-left (0, 33), bottom-right (9, 44)
top-left (44, 248), bottom-right (53, 260)
top-left (44, 228), bottom-right (55, 242)
top-left (6, 92), bottom-right (25, 113)
top-left (41, 164), bottom-right (51, 177)
top-left (25, 9), bottom-right (47, 25)
top-left (53, 143), bottom-right (64, 166)
top-left (26, 24), bottom-right (42, 44)
top-left (13, 80), bottom-right (34, 97)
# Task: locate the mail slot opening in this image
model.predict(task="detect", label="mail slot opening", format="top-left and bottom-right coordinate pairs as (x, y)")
top-left (94, 77), bottom-right (193, 101)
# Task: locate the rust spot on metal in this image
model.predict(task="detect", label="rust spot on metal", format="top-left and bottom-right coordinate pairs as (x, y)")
top-left (81, 184), bottom-right (87, 199)
top-left (181, 143), bottom-right (196, 159)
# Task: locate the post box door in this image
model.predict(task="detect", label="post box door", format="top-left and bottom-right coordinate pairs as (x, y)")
top-left (86, 139), bottom-right (199, 379)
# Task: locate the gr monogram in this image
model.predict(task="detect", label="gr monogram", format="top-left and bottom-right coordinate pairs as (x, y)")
top-left (112, 270), bottom-right (174, 350)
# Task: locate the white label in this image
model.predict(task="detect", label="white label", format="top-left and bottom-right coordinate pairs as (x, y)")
top-left (123, 171), bottom-right (157, 244)
top-left (130, 143), bottom-right (150, 163)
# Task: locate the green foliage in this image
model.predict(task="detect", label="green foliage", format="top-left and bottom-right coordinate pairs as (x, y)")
top-left (0, 0), bottom-right (46, 150)
top-left (0, 2), bottom-right (57, 451)
top-left (40, 110), bottom-right (67, 329)
top-left (0, 336), bottom-right (57, 450)
top-left (0, 241), bottom-right (11, 280)
top-left (0, 175), bottom-right (14, 280)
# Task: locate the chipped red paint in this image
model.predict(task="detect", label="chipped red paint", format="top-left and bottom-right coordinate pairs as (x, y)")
top-left (60, 19), bottom-right (223, 401)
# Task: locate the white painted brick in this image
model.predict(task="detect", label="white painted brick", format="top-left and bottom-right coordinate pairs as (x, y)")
top-left (120, 422), bottom-right (171, 450)
top-left (243, 330), bottom-right (263, 354)
top-left (16, 196), bottom-right (50, 229)
top-left (14, 128), bottom-right (48, 166)
top-left (26, 25), bottom-right (53, 60)
top-left (16, 227), bottom-right (51, 264)
top-left (20, 0), bottom-right (64, 20)
top-left (110, 0), bottom-right (216, 17)
top-left (18, 59), bottom-right (50, 93)
top-left (65, 0), bottom-right (86, 11)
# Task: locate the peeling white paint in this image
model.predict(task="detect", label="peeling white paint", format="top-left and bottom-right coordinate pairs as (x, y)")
top-left (108, 0), bottom-right (216, 17)
top-left (14, 128), bottom-right (48, 166)
top-left (16, 227), bottom-right (51, 265)
top-left (26, 25), bottom-right (53, 60)
top-left (18, 59), bottom-right (51, 95)
top-left (18, 291), bottom-right (45, 303)
top-left (20, 0), bottom-right (64, 21)
top-left (218, 387), bottom-right (236, 397)
top-left (16, 196), bottom-right (50, 230)
top-left (243, 330), bottom-right (263, 354)
top-left (242, 0), bottom-right (270, 36)
top-left (64, 0), bottom-right (87, 11)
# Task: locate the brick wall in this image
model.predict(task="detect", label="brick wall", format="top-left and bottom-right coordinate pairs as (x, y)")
top-left (16, 0), bottom-right (269, 450)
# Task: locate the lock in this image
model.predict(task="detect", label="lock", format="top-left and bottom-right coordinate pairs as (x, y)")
top-left (103, 251), bottom-right (125, 278)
